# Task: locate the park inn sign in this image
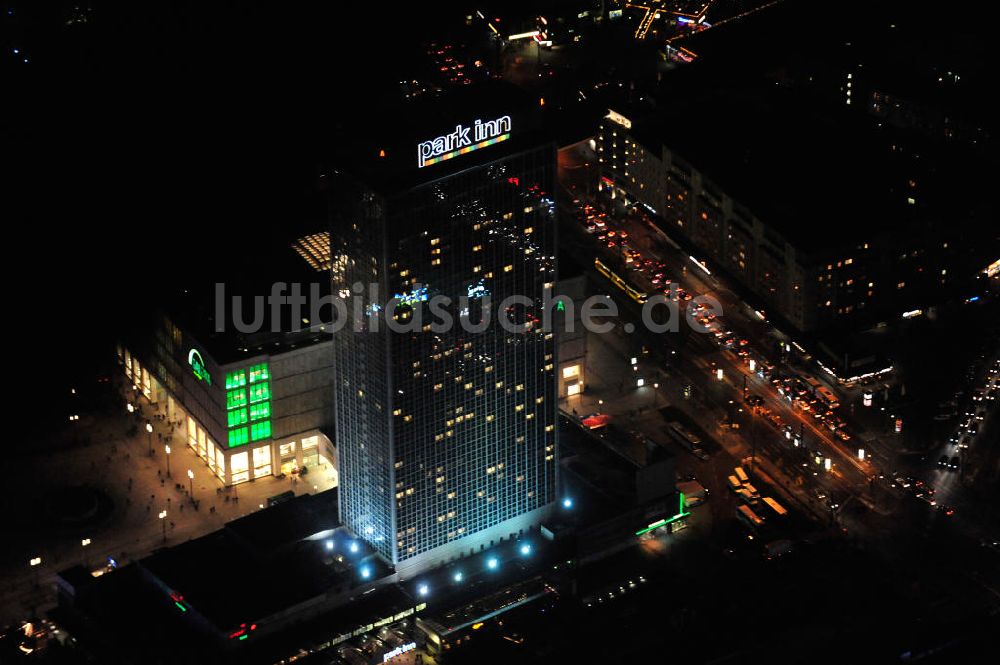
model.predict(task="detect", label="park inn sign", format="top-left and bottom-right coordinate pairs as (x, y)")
top-left (417, 115), bottom-right (512, 168)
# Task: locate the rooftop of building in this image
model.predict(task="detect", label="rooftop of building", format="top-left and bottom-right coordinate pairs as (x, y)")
top-left (152, 227), bottom-right (335, 367)
top-left (329, 81), bottom-right (552, 196)
top-left (56, 490), bottom-right (408, 663)
top-left (135, 490), bottom-right (393, 632)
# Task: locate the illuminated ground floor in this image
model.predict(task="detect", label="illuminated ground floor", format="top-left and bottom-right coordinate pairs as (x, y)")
top-left (118, 346), bottom-right (337, 489)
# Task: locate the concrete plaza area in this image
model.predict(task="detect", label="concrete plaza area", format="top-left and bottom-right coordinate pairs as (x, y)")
top-left (0, 386), bottom-right (336, 627)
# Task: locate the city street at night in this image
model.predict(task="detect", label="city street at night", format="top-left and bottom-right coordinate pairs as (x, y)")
top-left (4, 1), bottom-right (998, 663)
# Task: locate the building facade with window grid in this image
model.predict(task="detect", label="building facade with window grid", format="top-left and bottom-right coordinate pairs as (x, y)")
top-left (331, 97), bottom-right (558, 573)
top-left (118, 314), bottom-right (337, 488)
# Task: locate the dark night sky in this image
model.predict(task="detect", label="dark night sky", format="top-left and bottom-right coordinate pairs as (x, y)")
top-left (4, 1), bottom-right (995, 435)
top-left (5, 1), bottom-right (470, 433)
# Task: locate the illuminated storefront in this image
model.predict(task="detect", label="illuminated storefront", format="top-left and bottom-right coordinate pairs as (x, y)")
top-left (118, 314), bottom-right (336, 488)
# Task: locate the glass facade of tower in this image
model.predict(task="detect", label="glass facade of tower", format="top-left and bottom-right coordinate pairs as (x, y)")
top-left (332, 143), bottom-right (558, 567)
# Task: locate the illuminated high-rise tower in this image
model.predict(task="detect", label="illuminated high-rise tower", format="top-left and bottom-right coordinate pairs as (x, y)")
top-left (330, 85), bottom-right (558, 574)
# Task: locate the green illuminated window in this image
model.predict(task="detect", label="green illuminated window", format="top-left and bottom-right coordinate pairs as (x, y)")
top-left (225, 370), bottom-right (247, 389)
top-left (226, 362), bottom-right (271, 447)
top-left (249, 382), bottom-right (270, 403)
top-left (250, 402), bottom-right (270, 421)
top-left (228, 427), bottom-right (249, 447)
top-left (227, 408), bottom-right (248, 427)
top-left (226, 390), bottom-right (247, 410)
top-left (249, 363), bottom-right (270, 383)
top-left (250, 420), bottom-right (271, 441)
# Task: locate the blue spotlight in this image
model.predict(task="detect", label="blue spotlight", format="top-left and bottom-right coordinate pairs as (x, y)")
top-left (519, 543), bottom-right (532, 556)
top-left (487, 557), bottom-right (499, 570)
top-left (562, 497), bottom-right (574, 509)
top-left (418, 583), bottom-right (429, 597)
top-left (453, 571), bottom-right (464, 583)
top-left (360, 565), bottom-right (371, 579)
top-left (349, 541), bottom-right (359, 553)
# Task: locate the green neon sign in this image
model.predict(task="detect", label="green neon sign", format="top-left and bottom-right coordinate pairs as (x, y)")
top-left (634, 493), bottom-right (690, 536)
top-left (188, 349), bottom-right (212, 385)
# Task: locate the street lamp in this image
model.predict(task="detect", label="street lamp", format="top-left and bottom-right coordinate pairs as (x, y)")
top-left (145, 422), bottom-right (154, 456)
top-left (127, 403), bottom-right (134, 414)
top-left (29, 556), bottom-right (41, 587)
top-left (187, 469), bottom-right (195, 502)
top-left (164, 444), bottom-right (172, 478)
top-left (81, 538), bottom-right (91, 569)
top-left (159, 510), bottom-right (168, 542)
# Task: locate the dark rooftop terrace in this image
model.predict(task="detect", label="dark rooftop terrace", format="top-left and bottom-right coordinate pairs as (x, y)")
top-left (135, 490), bottom-right (387, 632)
top-left (160, 229), bottom-right (334, 366)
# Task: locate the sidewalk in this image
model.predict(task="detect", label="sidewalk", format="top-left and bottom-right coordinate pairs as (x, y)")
top-left (0, 385), bottom-right (333, 626)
